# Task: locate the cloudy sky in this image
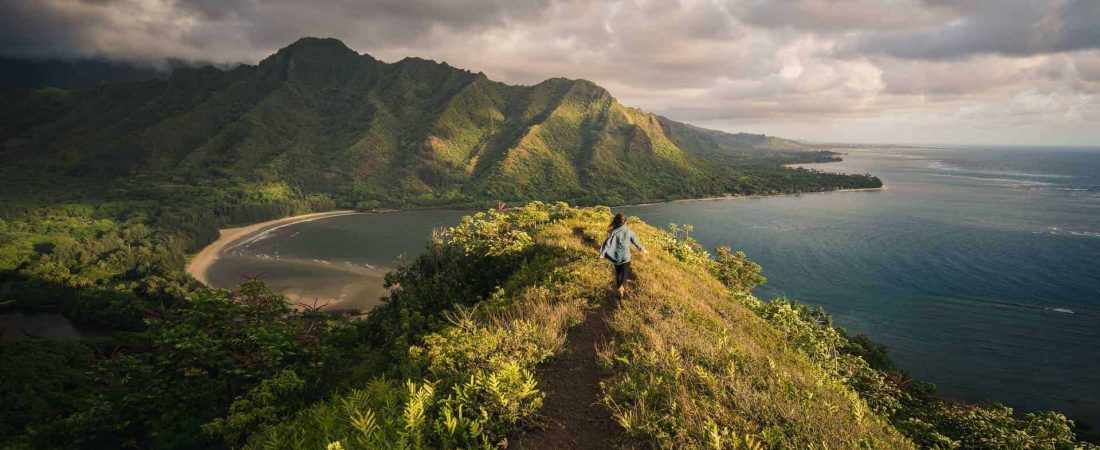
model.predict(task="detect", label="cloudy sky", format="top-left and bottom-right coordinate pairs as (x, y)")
top-left (3, 0), bottom-right (1099, 146)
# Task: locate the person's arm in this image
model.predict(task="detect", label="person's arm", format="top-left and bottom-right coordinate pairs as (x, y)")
top-left (630, 231), bottom-right (646, 253)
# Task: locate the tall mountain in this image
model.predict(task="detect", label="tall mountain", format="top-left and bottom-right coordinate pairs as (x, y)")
top-left (0, 37), bottom-right (877, 207)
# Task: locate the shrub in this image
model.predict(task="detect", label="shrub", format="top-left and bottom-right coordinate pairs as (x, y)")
top-left (712, 246), bottom-right (766, 293)
top-left (244, 202), bottom-right (593, 449)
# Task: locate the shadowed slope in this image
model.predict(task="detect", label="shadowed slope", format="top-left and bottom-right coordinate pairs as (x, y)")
top-left (1, 37), bottom-right (881, 208)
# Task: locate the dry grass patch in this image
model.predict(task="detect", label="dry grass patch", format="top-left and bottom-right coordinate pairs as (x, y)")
top-left (596, 220), bottom-right (913, 449)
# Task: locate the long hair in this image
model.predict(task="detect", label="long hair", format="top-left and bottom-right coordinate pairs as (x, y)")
top-left (607, 213), bottom-right (627, 233)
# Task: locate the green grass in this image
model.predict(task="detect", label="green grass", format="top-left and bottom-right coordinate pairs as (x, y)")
top-left (245, 203), bottom-right (1094, 449)
top-left (240, 204), bottom-right (910, 449)
top-left (243, 203), bottom-right (604, 449)
top-left (5, 203), bottom-right (1094, 449)
top-left (594, 220), bottom-right (912, 449)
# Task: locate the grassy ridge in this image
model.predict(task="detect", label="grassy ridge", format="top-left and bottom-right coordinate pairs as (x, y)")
top-left (3, 203), bottom-right (1094, 449)
top-left (243, 203), bottom-right (1095, 449)
top-left (596, 223), bottom-right (911, 448)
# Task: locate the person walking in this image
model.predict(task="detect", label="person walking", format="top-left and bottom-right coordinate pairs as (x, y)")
top-left (600, 213), bottom-right (646, 298)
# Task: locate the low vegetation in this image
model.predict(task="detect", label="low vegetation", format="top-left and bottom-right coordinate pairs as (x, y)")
top-left (243, 203), bottom-right (601, 449)
top-left (601, 219), bottom-right (1094, 450)
top-left (597, 222), bottom-right (911, 449)
top-left (2, 280), bottom-right (370, 449)
top-left (3, 203), bottom-right (1096, 449)
top-left (0, 181), bottom-right (335, 330)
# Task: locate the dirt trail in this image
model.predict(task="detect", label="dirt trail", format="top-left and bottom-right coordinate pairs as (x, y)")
top-left (513, 292), bottom-right (619, 449)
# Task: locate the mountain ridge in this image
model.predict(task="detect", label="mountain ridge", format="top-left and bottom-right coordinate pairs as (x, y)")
top-left (1, 37), bottom-right (879, 208)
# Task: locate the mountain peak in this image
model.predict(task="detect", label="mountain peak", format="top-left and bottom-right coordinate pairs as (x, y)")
top-left (564, 78), bottom-right (612, 101)
top-left (281, 37), bottom-right (355, 54)
top-left (257, 37), bottom-right (364, 82)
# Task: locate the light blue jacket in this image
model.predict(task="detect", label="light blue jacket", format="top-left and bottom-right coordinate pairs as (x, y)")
top-left (601, 226), bottom-right (645, 265)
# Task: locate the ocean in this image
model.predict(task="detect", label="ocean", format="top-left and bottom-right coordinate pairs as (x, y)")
top-left (206, 145), bottom-right (1100, 425)
top-left (624, 146), bottom-right (1100, 426)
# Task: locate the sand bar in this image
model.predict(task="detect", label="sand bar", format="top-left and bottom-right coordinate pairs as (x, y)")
top-left (186, 210), bottom-right (360, 285)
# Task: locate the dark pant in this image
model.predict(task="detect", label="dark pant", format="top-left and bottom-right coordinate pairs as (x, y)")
top-left (614, 262), bottom-right (631, 289)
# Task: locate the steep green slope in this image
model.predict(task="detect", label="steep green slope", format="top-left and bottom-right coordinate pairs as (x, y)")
top-left (1, 37), bottom-right (879, 207)
top-left (660, 117), bottom-right (802, 154)
top-left (658, 117), bottom-right (845, 168)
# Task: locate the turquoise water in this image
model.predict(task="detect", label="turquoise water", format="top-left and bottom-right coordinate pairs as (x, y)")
top-left (208, 146), bottom-right (1100, 425)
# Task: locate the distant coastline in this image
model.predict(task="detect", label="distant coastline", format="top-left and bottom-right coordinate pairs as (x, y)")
top-left (622, 186), bottom-right (885, 208)
top-left (186, 210), bottom-right (360, 285)
top-left (623, 155), bottom-right (885, 207)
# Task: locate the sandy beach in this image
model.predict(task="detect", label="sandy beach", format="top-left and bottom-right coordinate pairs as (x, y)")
top-left (186, 210), bottom-right (361, 285)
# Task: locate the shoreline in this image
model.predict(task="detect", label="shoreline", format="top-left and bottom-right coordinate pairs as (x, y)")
top-left (186, 210), bottom-right (360, 286)
top-left (621, 186), bottom-right (885, 208)
top-left (186, 185), bottom-right (886, 285)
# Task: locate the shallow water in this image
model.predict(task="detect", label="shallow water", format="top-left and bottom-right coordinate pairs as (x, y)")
top-left (205, 209), bottom-right (469, 310)
top-left (207, 145), bottom-right (1100, 425)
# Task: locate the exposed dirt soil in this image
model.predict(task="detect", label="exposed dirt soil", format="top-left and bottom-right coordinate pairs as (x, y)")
top-left (512, 292), bottom-right (620, 449)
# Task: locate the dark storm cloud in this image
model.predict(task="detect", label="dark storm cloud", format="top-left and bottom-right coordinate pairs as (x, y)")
top-left (0, 0), bottom-right (555, 63)
top-left (0, 0), bottom-right (1097, 145)
top-left (174, 0), bottom-right (554, 49)
top-left (847, 0), bottom-right (1100, 60)
top-left (0, 1), bottom-right (95, 59)
top-left (735, 0), bottom-right (948, 33)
